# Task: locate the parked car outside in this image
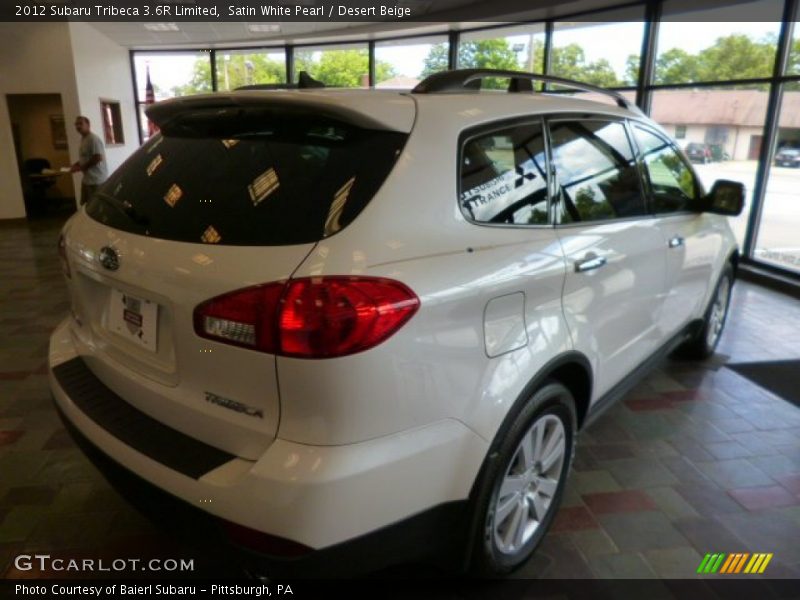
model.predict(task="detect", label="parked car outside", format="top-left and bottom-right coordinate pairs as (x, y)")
top-left (774, 147), bottom-right (800, 168)
top-left (49, 69), bottom-right (744, 577)
top-left (685, 142), bottom-right (714, 164)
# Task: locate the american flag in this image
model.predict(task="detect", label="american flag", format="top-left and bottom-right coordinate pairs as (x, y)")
top-left (145, 65), bottom-right (159, 137)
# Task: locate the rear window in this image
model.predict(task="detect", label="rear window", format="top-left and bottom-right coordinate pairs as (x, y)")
top-left (87, 112), bottom-right (407, 246)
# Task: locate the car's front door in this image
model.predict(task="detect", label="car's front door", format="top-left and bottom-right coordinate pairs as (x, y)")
top-left (548, 117), bottom-right (667, 401)
top-left (631, 124), bottom-right (718, 338)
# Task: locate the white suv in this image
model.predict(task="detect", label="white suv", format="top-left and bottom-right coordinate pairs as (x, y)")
top-left (49, 69), bottom-right (743, 576)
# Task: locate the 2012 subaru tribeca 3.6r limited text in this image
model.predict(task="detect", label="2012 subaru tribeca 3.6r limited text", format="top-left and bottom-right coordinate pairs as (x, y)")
top-left (49, 69), bottom-right (744, 576)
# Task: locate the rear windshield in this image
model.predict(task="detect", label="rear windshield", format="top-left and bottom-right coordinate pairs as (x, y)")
top-left (87, 113), bottom-right (407, 246)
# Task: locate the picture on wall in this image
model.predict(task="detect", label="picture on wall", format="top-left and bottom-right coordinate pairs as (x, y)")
top-left (50, 114), bottom-right (67, 150)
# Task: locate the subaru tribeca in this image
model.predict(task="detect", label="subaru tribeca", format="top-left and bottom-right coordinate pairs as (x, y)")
top-left (49, 69), bottom-right (743, 576)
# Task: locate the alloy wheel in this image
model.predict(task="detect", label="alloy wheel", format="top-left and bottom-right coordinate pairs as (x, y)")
top-left (706, 275), bottom-right (731, 348)
top-left (492, 414), bottom-right (566, 555)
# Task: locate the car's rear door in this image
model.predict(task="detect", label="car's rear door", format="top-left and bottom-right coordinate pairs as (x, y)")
top-left (548, 116), bottom-right (667, 400)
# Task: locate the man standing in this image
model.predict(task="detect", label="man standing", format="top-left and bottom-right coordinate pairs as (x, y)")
top-left (70, 116), bottom-right (108, 206)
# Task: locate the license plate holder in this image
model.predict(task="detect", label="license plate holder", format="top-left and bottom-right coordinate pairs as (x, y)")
top-left (108, 289), bottom-right (158, 352)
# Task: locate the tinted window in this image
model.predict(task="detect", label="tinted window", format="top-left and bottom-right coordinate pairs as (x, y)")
top-left (634, 126), bottom-right (699, 214)
top-left (87, 113), bottom-right (407, 246)
top-left (549, 120), bottom-right (645, 223)
top-left (460, 122), bottom-right (549, 225)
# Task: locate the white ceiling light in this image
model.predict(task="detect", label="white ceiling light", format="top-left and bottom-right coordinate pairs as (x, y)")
top-left (144, 23), bottom-right (181, 32)
top-left (247, 24), bottom-right (282, 33)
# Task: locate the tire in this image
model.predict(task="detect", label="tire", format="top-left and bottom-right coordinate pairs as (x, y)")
top-left (675, 262), bottom-right (734, 360)
top-left (470, 381), bottom-right (576, 576)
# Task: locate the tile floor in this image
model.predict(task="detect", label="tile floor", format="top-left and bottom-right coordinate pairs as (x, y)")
top-left (1, 214), bottom-right (800, 580)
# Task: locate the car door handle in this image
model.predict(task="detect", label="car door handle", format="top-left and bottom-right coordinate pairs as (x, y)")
top-left (668, 236), bottom-right (685, 249)
top-left (574, 255), bottom-right (607, 273)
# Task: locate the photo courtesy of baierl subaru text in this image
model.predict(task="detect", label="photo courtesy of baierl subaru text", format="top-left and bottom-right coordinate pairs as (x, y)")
top-left (1, 0), bottom-right (800, 598)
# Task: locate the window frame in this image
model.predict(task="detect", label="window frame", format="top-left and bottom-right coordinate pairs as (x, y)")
top-left (456, 115), bottom-right (553, 229)
top-left (544, 113), bottom-right (650, 227)
top-left (628, 120), bottom-right (705, 216)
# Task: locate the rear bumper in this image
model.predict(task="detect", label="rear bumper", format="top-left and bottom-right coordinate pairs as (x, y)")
top-left (48, 318), bottom-right (487, 573)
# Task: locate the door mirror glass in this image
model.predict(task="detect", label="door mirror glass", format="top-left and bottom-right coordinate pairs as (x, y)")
top-left (703, 179), bottom-right (745, 216)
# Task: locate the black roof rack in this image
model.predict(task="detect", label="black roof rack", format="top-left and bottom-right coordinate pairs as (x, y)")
top-left (411, 69), bottom-right (639, 112)
top-left (235, 71), bottom-right (325, 91)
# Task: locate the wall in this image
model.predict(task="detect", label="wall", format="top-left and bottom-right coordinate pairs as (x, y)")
top-left (68, 22), bottom-right (138, 176)
top-left (0, 22), bottom-right (138, 220)
top-left (6, 94), bottom-right (74, 199)
top-left (0, 22), bottom-right (81, 219)
top-left (732, 126), bottom-right (762, 161)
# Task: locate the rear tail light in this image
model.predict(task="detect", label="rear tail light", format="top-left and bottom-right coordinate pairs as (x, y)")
top-left (194, 277), bottom-right (419, 358)
top-left (58, 233), bottom-right (71, 279)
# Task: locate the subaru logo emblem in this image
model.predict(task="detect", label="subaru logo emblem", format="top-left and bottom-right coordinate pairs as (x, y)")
top-left (99, 246), bottom-right (119, 271)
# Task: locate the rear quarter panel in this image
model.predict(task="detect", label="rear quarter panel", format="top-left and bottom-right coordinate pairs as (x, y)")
top-left (276, 106), bottom-right (571, 446)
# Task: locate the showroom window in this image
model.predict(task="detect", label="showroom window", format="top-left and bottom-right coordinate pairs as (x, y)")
top-left (790, 22), bottom-right (800, 75)
top-left (656, 0), bottom-right (781, 84)
top-left (754, 82), bottom-right (800, 273)
top-left (458, 24), bottom-right (546, 80)
top-left (459, 121), bottom-right (549, 225)
top-left (633, 125), bottom-right (699, 213)
top-left (375, 35), bottom-right (449, 88)
top-left (649, 0), bottom-right (782, 247)
top-left (215, 49), bottom-right (286, 91)
top-left (649, 85), bottom-right (768, 245)
top-left (133, 51), bottom-right (212, 141)
top-left (133, 51), bottom-right (213, 97)
top-left (551, 6), bottom-right (645, 87)
top-left (293, 43), bottom-right (370, 87)
top-left (549, 119), bottom-right (645, 223)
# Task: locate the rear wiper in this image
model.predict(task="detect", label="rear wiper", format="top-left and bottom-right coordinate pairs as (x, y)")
top-left (95, 192), bottom-right (150, 227)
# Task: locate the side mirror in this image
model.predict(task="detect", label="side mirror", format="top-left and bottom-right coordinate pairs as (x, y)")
top-left (702, 180), bottom-right (745, 216)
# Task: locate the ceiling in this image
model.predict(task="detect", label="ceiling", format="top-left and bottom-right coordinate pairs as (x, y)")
top-left (88, 0), bottom-right (619, 49)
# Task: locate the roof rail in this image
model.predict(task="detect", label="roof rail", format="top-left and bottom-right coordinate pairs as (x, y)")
top-left (411, 69), bottom-right (640, 113)
top-left (235, 71), bottom-right (325, 91)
